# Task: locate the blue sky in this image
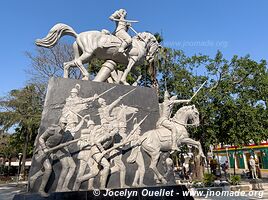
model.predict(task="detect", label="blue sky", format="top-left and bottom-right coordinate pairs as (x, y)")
top-left (0, 0), bottom-right (268, 96)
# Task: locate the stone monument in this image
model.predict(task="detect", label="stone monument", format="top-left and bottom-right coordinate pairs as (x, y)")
top-left (13, 9), bottom-right (204, 200)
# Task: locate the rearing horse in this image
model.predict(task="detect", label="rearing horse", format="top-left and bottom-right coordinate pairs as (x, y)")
top-left (35, 23), bottom-right (159, 84)
top-left (137, 105), bottom-right (205, 184)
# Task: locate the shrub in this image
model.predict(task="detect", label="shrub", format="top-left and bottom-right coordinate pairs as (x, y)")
top-left (203, 173), bottom-right (216, 187)
top-left (230, 175), bottom-right (241, 185)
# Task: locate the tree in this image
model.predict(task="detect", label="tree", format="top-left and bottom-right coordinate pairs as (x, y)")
top-left (0, 85), bottom-right (42, 179)
top-left (157, 49), bottom-right (268, 150)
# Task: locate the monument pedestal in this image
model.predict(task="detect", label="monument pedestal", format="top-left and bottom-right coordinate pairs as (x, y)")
top-left (28, 78), bottom-right (171, 194)
top-left (14, 185), bottom-right (194, 200)
top-left (250, 179), bottom-right (263, 190)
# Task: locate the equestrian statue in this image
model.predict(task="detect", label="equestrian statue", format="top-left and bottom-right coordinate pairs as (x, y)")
top-left (35, 9), bottom-right (160, 85)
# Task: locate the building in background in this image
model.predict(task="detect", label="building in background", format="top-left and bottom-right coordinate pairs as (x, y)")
top-left (213, 141), bottom-right (268, 177)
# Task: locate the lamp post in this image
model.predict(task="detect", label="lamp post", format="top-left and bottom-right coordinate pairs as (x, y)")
top-left (17, 153), bottom-right (22, 183)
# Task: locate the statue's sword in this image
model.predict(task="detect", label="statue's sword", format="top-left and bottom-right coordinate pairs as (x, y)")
top-left (112, 18), bottom-right (139, 23)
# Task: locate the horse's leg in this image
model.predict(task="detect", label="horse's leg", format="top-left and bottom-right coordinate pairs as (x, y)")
top-left (63, 41), bottom-right (80, 78)
top-left (73, 52), bottom-right (92, 80)
top-left (120, 58), bottom-right (136, 85)
top-left (149, 152), bottom-right (167, 184)
top-left (180, 138), bottom-right (205, 158)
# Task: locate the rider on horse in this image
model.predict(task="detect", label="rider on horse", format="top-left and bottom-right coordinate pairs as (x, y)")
top-left (157, 90), bottom-right (190, 152)
top-left (109, 9), bottom-right (136, 53)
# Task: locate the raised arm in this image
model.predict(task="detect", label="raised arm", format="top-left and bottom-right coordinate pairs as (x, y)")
top-left (108, 97), bottom-right (122, 112)
top-left (173, 99), bottom-right (191, 104)
top-left (109, 10), bottom-right (120, 21)
top-left (80, 94), bottom-right (99, 104)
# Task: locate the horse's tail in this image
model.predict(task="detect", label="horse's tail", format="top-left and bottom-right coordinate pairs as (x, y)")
top-left (35, 23), bottom-right (78, 48)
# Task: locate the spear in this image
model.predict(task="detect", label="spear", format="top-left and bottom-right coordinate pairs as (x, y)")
top-left (120, 88), bottom-right (136, 99)
top-left (190, 80), bottom-right (207, 101)
top-left (98, 86), bottom-right (116, 98)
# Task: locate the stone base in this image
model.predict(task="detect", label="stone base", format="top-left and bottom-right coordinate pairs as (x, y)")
top-left (230, 184), bottom-right (251, 191)
top-left (250, 179), bottom-right (263, 190)
top-left (28, 77), bottom-right (170, 194)
top-left (14, 185), bottom-right (194, 200)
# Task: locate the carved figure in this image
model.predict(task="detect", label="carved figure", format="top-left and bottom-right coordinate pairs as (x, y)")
top-left (109, 9), bottom-right (136, 53)
top-left (29, 118), bottom-right (76, 197)
top-left (109, 105), bottom-right (138, 188)
top-left (61, 84), bottom-right (98, 133)
top-left (35, 22), bottom-right (159, 84)
top-left (157, 90), bottom-right (190, 152)
top-left (74, 122), bottom-right (113, 189)
top-left (73, 120), bottom-right (104, 190)
top-left (127, 118), bottom-right (146, 187)
top-left (139, 105), bottom-right (205, 184)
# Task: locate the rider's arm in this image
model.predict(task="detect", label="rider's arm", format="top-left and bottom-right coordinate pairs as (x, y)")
top-left (80, 94), bottom-right (99, 104)
top-left (109, 11), bottom-right (120, 21)
top-left (108, 97), bottom-right (122, 112)
top-left (173, 99), bottom-right (190, 104)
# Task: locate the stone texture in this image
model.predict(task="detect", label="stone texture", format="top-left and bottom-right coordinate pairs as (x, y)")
top-left (28, 77), bottom-right (165, 194)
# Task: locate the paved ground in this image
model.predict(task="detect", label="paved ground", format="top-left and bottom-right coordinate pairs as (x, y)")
top-left (194, 181), bottom-right (268, 200)
top-left (0, 180), bottom-right (267, 200)
top-left (0, 182), bottom-right (26, 200)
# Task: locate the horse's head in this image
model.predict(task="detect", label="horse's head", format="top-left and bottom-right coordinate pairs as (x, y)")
top-left (111, 105), bottom-right (138, 117)
top-left (173, 105), bottom-right (200, 126)
top-left (135, 32), bottom-right (160, 63)
top-left (120, 105), bottom-right (138, 115)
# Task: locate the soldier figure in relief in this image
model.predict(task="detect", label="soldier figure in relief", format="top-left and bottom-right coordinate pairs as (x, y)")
top-left (97, 96), bottom-right (123, 133)
top-left (61, 84), bottom-right (98, 134)
top-left (109, 105), bottom-right (138, 188)
top-left (157, 90), bottom-right (190, 152)
top-left (127, 118), bottom-right (146, 187)
top-left (74, 119), bottom-right (114, 189)
top-left (73, 119), bottom-right (105, 190)
top-left (29, 118), bottom-right (75, 197)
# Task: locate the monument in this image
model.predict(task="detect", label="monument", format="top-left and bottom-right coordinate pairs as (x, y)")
top-left (13, 9), bottom-right (205, 200)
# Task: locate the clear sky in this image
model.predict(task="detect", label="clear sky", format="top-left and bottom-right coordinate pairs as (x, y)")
top-left (0, 0), bottom-right (268, 96)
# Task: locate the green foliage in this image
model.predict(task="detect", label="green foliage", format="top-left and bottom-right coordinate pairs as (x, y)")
top-left (203, 173), bottom-right (216, 187)
top-left (23, 39), bottom-right (268, 165)
top-left (230, 175), bottom-right (241, 185)
top-left (0, 84), bottom-right (43, 176)
top-left (157, 48), bottom-right (268, 152)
